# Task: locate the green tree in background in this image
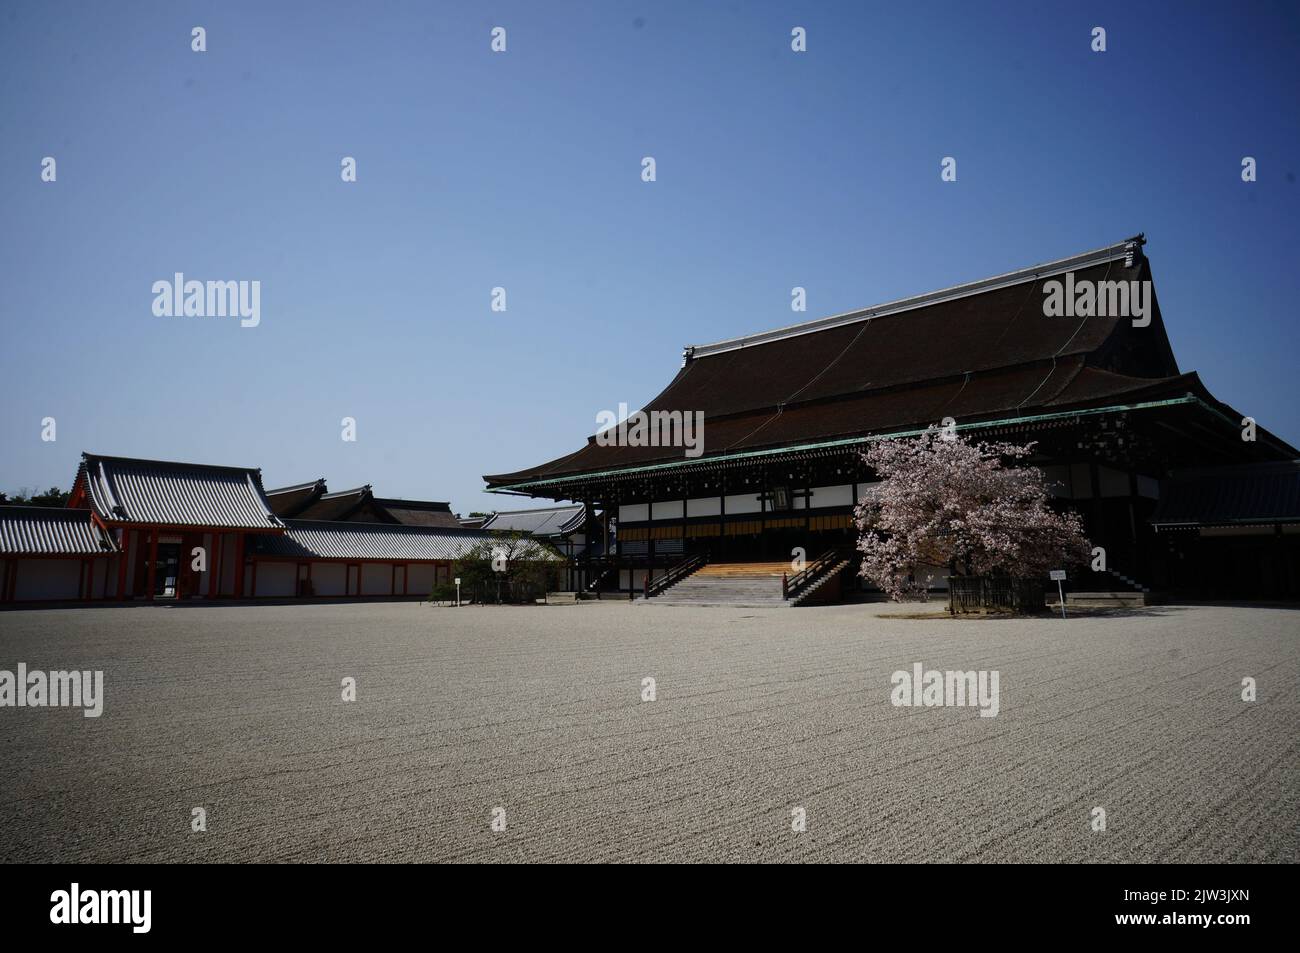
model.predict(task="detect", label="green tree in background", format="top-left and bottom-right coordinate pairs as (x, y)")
top-left (3, 486), bottom-right (70, 507)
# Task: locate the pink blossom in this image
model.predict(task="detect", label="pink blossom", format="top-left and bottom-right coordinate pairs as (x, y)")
top-left (855, 428), bottom-right (1093, 601)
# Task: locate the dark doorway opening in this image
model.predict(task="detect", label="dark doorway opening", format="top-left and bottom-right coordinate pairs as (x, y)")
top-left (154, 543), bottom-right (181, 598)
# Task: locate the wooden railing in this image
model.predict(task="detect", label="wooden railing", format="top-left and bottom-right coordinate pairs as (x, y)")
top-left (584, 566), bottom-right (615, 597)
top-left (645, 553), bottom-right (708, 598)
top-left (948, 576), bottom-right (1044, 614)
top-left (785, 547), bottom-right (851, 601)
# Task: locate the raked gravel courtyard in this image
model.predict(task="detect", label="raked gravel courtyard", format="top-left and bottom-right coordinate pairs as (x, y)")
top-left (1, 600), bottom-right (1296, 863)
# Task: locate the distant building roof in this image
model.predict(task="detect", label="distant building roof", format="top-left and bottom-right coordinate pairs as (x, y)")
top-left (1151, 461), bottom-right (1300, 528)
top-left (480, 505), bottom-right (586, 536)
top-left (371, 498), bottom-right (462, 529)
top-left (292, 485), bottom-right (377, 521)
top-left (265, 479), bottom-right (462, 527)
top-left (252, 521), bottom-right (560, 562)
top-left (0, 506), bottom-right (116, 555)
top-left (75, 453), bottom-right (284, 530)
top-left (265, 479), bottom-right (327, 517)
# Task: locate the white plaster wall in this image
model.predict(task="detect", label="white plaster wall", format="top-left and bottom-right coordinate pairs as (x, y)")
top-left (808, 484), bottom-right (853, 508)
top-left (619, 503), bottom-right (649, 522)
top-left (361, 564), bottom-right (392, 596)
top-left (311, 563), bottom-right (347, 596)
top-left (408, 564), bottom-right (436, 595)
top-left (724, 492), bottom-right (761, 514)
top-left (651, 500), bottom-right (684, 520)
top-left (13, 559), bottom-right (82, 601)
top-left (686, 497), bottom-right (721, 517)
top-left (256, 561), bottom-right (296, 597)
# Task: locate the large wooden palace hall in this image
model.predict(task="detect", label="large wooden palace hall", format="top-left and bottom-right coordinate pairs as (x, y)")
top-left (485, 236), bottom-right (1300, 600)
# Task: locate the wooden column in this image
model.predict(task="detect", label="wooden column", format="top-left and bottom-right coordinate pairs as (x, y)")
top-left (646, 498), bottom-right (655, 585)
top-left (209, 533), bottom-right (222, 598)
top-left (718, 473), bottom-right (727, 561)
top-left (233, 533), bottom-right (246, 598)
top-left (117, 529), bottom-right (131, 600)
top-left (145, 527), bottom-right (159, 600)
top-left (583, 497), bottom-right (597, 591)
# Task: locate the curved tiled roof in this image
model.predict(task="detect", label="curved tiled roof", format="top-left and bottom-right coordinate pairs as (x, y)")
top-left (481, 505), bottom-right (586, 536)
top-left (77, 453), bottom-right (284, 530)
top-left (485, 237), bottom-right (1185, 489)
top-left (0, 507), bottom-right (116, 555)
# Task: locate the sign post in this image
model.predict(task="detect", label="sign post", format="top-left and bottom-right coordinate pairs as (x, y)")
top-left (1049, 570), bottom-right (1067, 619)
top-left (455, 577), bottom-right (461, 608)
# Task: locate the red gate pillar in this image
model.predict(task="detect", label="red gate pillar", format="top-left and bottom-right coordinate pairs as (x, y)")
top-left (233, 533), bottom-right (246, 598)
top-left (145, 528), bottom-right (159, 600)
top-left (117, 528), bottom-right (131, 599)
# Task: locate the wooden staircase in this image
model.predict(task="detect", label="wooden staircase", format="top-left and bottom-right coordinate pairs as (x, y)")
top-left (641, 562), bottom-right (790, 607)
top-left (788, 559), bottom-right (852, 606)
top-left (693, 562), bottom-right (789, 578)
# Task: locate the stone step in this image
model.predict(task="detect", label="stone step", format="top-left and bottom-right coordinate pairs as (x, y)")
top-left (643, 569), bottom-right (789, 607)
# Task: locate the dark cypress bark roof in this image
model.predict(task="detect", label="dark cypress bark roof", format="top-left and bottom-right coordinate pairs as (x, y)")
top-left (371, 499), bottom-right (463, 529)
top-left (486, 237), bottom-right (1220, 490)
top-left (265, 479), bottom-right (327, 517)
top-left (291, 486), bottom-right (382, 522)
top-left (267, 479), bottom-right (461, 528)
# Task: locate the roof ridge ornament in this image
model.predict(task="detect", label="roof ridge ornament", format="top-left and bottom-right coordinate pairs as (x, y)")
top-left (1124, 233), bottom-right (1146, 268)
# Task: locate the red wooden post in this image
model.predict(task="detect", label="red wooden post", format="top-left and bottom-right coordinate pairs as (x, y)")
top-left (233, 533), bottom-right (246, 598)
top-left (145, 528), bottom-right (159, 600)
top-left (117, 528), bottom-right (131, 599)
top-left (209, 533), bottom-right (222, 598)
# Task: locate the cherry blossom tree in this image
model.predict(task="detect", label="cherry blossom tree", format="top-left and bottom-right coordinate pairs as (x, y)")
top-left (855, 428), bottom-right (1092, 600)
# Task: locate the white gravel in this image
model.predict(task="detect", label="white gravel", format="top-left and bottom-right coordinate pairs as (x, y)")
top-left (0, 600), bottom-right (1295, 863)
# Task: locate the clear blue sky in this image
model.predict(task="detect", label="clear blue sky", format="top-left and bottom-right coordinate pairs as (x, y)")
top-left (2, 1), bottom-right (1297, 514)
